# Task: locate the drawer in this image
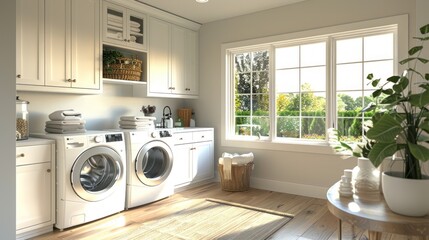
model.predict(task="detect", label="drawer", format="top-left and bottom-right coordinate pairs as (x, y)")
top-left (192, 131), bottom-right (213, 142)
top-left (174, 132), bottom-right (193, 145)
top-left (16, 144), bottom-right (52, 166)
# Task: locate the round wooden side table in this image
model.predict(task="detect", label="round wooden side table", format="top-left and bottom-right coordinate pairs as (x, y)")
top-left (327, 182), bottom-right (429, 240)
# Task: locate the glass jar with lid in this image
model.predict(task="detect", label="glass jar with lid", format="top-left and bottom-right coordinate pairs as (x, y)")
top-left (16, 96), bottom-right (30, 140)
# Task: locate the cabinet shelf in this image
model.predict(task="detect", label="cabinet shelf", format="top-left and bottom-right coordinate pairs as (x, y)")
top-left (103, 78), bottom-right (146, 85)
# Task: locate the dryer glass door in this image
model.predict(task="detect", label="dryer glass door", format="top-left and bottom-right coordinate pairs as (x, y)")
top-left (136, 140), bottom-right (173, 186)
top-left (71, 146), bottom-right (124, 201)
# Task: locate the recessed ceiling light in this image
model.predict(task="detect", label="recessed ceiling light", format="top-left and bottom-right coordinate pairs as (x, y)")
top-left (196, 0), bottom-right (209, 3)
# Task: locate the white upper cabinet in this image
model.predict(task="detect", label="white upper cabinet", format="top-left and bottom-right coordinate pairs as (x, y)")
top-left (147, 17), bottom-right (199, 98)
top-left (103, 1), bottom-right (147, 51)
top-left (44, 0), bottom-right (100, 91)
top-left (17, 0), bottom-right (101, 94)
top-left (16, 0), bottom-right (44, 86)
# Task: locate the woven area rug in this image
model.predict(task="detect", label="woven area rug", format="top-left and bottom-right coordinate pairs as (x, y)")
top-left (115, 198), bottom-right (294, 240)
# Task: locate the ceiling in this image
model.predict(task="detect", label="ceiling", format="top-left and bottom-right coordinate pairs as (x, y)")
top-left (135, 0), bottom-right (306, 24)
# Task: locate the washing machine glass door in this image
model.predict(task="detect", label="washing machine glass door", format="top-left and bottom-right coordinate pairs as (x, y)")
top-left (135, 140), bottom-right (173, 186)
top-left (71, 146), bottom-right (124, 201)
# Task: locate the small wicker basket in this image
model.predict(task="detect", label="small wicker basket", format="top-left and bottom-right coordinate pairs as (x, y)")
top-left (103, 57), bottom-right (142, 81)
top-left (218, 162), bottom-right (254, 192)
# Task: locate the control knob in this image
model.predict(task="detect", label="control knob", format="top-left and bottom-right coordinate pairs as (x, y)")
top-left (94, 135), bottom-right (104, 143)
top-left (151, 131), bottom-right (159, 138)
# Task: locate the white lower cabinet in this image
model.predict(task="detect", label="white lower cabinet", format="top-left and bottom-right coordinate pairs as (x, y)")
top-left (16, 139), bottom-right (55, 240)
top-left (172, 129), bottom-right (214, 188)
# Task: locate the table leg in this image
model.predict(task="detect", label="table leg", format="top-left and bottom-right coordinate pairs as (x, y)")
top-left (368, 231), bottom-right (381, 240)
top-left (338, 219), bottom-right (342, 240)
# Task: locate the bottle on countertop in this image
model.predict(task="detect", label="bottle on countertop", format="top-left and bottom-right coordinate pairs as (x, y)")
top-left (175, 117), bottom-right (183, 127)
top-left (190, 112), bottom-right (196, 127)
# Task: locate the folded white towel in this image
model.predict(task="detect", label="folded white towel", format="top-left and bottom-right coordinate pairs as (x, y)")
top-left (130, 26), bottom-right (141, 33)
top-left (129, 36), bottom-right (137, 42)
top-left (119, 120), bottom-right (153, 126)
top-left (129, 20), bottom-right (141, 28)
top-left (49, 110), bottom-right (82, 121)
top-left (45, 124), bottom-right (85, 130)
top-left (46, 120), bottom-right (86, 125)
top-left (107, 13), bottom-right (122, 22)
top-left (120, 116), bottom-right (156, 122)
top-left (107, 30), bottom-right (123, 39)
top-left (119, 125), bottom-right (154, 130)
top-left (45, 128), bottom-right (86, 134)
top-left (107, 20), bottom-right (123, 28)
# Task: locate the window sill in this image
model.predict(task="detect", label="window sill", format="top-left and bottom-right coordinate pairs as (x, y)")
top-left (221, 137), bottom-right (336, 155)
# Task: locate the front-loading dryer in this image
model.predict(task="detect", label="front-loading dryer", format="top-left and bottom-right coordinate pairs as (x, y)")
top-left (121, 129), bottom-right (175, 209)
top-left (32, 131), bottom-right (126, 230)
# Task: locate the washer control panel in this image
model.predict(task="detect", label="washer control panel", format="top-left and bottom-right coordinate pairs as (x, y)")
top-left (105, 133), bottom-right (123, 142)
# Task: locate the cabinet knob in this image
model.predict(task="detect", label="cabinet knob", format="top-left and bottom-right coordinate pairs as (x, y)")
top-left (17, 153), bottom-right (25, 158)
top-left (72, 79), bottom-right (76, 83)
top-left (171, 87), bottom-right (176, 90)
top-left (17, 74), bottom-right (21, 78)
top-left (47, 169), bottom-right (51, 173)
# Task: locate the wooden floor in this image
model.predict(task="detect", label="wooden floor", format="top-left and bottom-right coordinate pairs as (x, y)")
top-left (33, 183), bottom-right (418, 240)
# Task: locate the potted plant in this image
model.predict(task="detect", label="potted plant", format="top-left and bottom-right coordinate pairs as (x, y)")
top-left (362, 24), bottom-right (429, 217)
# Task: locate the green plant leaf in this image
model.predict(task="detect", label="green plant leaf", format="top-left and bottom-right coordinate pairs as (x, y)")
top-left (420, 84), bottom-right (429, 90)
top-left (361, 102), bottom-right (376, 113)
top-left (409, 46), bottom-right (423, 56)
top-left (371, 79), bottom-right (380, 87)
top-left (386, 76), bottom-right (400, 83)
top-left (409, 91), bottom-right (429, 107)
top-left (408, 68), bottom-right (425, 79)
top-left (426, 74), bottom-right (429, 81)
top-left (420, 24), bottom-right (429, 34)
top-left (368, 142), bottom-right (398, 167)
top-left (408, 142), bottom-right (429, 162)
top-left (382, 89), bottom-right (394, 95)
top-left (400, 58), bottom-right (415, 65)
top-left (367, 114), bottom-right (403, 142)
top-left (392, 77), bottom-right (409, 93)
top-left (367, 73), bottom-right (374, 80)
top-left (372, 89), bottom-right (382, 98)
top-left (418, 58), bottom-right (429, 64)
top-left (420, 119), bottom-right (429, 132)
top-left (380, 94), bottom-right (399, 104)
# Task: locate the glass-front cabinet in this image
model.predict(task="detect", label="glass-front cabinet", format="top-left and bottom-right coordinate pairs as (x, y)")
top-left (102, 1), bottom-right (146, 51)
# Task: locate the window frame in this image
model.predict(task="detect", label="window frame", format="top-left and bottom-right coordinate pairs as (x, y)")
top-left (221, 15), bottom-right (408, 154)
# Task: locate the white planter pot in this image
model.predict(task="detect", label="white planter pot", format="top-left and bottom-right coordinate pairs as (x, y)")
top-left (382, 171), bottom-right (429, 217)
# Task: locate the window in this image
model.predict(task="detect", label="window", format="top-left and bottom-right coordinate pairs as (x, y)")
top-left (222, 15), bottom-right (407, 152)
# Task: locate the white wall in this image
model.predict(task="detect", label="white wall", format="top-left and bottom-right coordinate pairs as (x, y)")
top-left (18, 85), bottom-right (189, 133)
top-left (192, 0), bottom-right (417, 198)
top-left (0, 0), bottom-right (16, 238)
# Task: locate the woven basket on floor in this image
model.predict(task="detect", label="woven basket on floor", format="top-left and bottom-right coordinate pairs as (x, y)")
top-left (218, 162), bottom-right (254, 192)
top-left (103, 57), bottom-right (142, 81)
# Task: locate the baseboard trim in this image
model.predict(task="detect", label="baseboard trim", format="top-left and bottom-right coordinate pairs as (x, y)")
top-left (250, 177), bottom-right (328, 199)
top-left (214, 173), bottom-right (327, 199)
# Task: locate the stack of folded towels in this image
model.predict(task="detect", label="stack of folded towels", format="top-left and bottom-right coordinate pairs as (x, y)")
top-left (45, 110), bottom-right (86, 134)
top-left (119, 116), bottom-right (156, 130)
top-left (107, 13), bottom-right (141, 42)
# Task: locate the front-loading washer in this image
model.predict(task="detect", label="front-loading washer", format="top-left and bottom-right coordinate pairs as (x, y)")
top-left (32, 131), bottom-right (126, 230)
top-left (121, 129), bottom-right (175, 209)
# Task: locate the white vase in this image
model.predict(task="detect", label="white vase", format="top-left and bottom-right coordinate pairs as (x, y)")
top-left (382, 171), bottom-right (429, 217)
top-left (353, 157), bottom-right (380, 195)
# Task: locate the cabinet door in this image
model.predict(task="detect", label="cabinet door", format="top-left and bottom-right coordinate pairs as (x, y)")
top-left (171, 25), bottom-right (186, 94)
top-left (185, 30), bottom-right (199, 95)
top-left (70, 0), bottom-right (100, 89)
top-left (103, 2), bottom-right (127, 46)
top-left (16, 162), bottom-right (52, 231)
top-left (192, 141), bottom-right (214, 182)
top-left (45, 0), bottom-right (69, 87)
top-left (127, 9), bottom-right (146, 50)
top-left (45, 0), bottom-right (100, 89)
top-left (172, 144), bottom-right (193, 186)
top-left (148, 17), bottom-right (171, 94)
top-left (16, 0), bottom-right (44, 86)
